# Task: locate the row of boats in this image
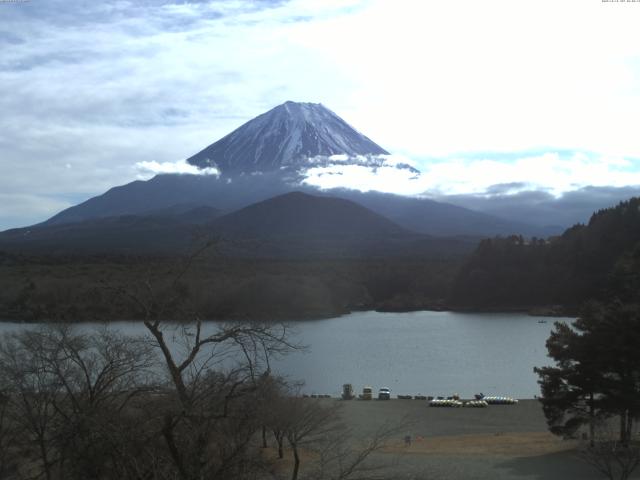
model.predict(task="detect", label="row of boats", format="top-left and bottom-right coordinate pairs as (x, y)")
top-left (481, 396), bottom-right (519, 405)
top-left (339, 385), bottom-right (520, 405)
top-left (429, 396), bottom-right (518, 407)
top-left (341, 385), bottom-right (518, 405)
top-left (429, 399), bottom-right (487, 407)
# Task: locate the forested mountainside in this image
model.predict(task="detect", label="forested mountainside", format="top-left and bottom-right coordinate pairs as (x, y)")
top-left (5, 196), bottom-right (640, 322)
top-left (450, 197), bottom-right (640, 311)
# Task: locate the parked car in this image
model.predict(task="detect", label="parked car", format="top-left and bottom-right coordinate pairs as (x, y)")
top-left (378, 387), bottom-right (391, 400)
top-left (342, 383), bottom-right (355, 400)
top-left (359, 386), bottom-right (373, 400)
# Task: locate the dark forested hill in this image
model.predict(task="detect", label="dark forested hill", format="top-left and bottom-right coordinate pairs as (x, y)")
top-left (0, 192), bottom-right (478, 258)
top-left (37, 173), bottom-right (555, 238)
top-left (450, 197), bottom-right (640, 311)
top-left (211, 191), bottom-right (406, 238)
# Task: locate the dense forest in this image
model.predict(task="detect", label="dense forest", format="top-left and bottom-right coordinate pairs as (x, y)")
top-left (0, 253), bottom-right (462, 322)
top-left (451, 197), bottom-right (640, 312)
top-left (3, 197), bottom-right (640, 322)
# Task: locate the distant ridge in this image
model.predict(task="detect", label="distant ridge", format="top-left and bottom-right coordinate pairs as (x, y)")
top-left (0, 191), bottom-right (480, 258)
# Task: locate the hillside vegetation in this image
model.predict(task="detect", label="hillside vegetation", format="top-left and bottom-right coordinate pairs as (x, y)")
top-left (451, 197), bottom-right (640, 311)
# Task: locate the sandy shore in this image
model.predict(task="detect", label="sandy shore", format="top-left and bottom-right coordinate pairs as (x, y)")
top-left (319, 399), bottom-right (637, 480)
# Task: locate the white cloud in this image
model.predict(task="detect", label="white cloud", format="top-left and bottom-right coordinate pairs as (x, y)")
top-left (289, 0), bottom-right (640, 159)
top-left (135, 159), bottom-right (219, 177)
top-left (303, 152), bottom-right (640, 197)
top-left (421, 153), bottom-right (640, 196)
top-left (303, 163), bottom-right (419, 194)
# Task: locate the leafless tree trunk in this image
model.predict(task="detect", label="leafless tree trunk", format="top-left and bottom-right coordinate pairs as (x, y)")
top-left (274, 429), bottom-right (285, 459)
top-left (281, 398), bottom-right (342, 480)
top-left (312, 417), bottom-right (408, 480)
top-left (579, 418), bottom-right (640, 480)
top-left (0, 392), bottom-right (18, 478)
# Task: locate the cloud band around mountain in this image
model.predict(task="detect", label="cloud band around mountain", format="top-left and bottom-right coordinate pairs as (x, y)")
top-left (135, 159), bottom-right (219, 176)
top-left (302, 151), bottom-right (640, 198)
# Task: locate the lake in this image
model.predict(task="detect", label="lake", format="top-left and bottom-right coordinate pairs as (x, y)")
top-left (0, 311), bottom-right (568, 399)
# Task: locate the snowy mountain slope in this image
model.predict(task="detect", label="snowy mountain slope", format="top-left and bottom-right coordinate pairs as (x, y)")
top-left (186, 101), bottom-right (402, 175)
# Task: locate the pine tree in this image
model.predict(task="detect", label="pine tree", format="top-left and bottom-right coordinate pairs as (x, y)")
top-left (536, 301), bottom-right (640, 446)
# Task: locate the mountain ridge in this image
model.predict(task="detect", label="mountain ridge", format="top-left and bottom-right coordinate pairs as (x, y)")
top-left (36, 173), bottom-right (559, 237)
top-left (0, 191), bottom-right (479, 258)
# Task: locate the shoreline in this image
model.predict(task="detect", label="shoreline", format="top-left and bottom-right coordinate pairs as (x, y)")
top-left (0, 305), bottom-right (576, 324)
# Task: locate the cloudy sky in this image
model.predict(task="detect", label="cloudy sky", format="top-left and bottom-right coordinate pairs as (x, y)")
top-left (2, 0), bottom-right (640, 230)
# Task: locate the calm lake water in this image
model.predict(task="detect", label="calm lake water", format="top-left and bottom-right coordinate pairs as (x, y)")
top-left (0, 311), bottom-right (568, 399)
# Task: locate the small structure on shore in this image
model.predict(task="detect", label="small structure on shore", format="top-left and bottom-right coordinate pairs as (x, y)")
top-left (358, 386), bottom-right (373, 400)
top-left (342, 384), bottom-right (355, 400)
top-left (378, 387), bottom-right (391, 400)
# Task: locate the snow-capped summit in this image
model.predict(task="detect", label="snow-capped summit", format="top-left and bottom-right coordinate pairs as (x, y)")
top-left (186, 101), bottom-right (393, 175)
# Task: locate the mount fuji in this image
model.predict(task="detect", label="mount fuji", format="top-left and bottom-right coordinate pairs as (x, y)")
top-left (0, 101), bottom-right (560, 255)
top-left (186, 101), bottom-right (416, 177)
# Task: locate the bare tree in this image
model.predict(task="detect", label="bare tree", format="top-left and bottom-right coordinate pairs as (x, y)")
top-left (283, 397), bottom-right (342, 480)
top-left (0, 390), bottom-right (20, 478)
top-left (102, 243), bottom-right (301, 479)
top-left (309, 421), bottom-right (405, 480)
top-left (256, 373), bottom-right (290, 456)
top-left (0, 328), bottom-right (64, 480)
top-left (45, 326), bottom-right (157, 479)
top-left (145, 320), bottom-right (297, 480)
top-left (578, 418), bottom-right (640, 480)
top-left (0, 325), bottom-right (158, 480)
top-left (265, 393), bottom-right (405, 480)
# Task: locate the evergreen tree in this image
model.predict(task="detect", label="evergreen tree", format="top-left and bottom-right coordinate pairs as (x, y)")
top-left (536, 301), bottom-right (640, 446)
top-left (535, 308), bottom-right (604, 444)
